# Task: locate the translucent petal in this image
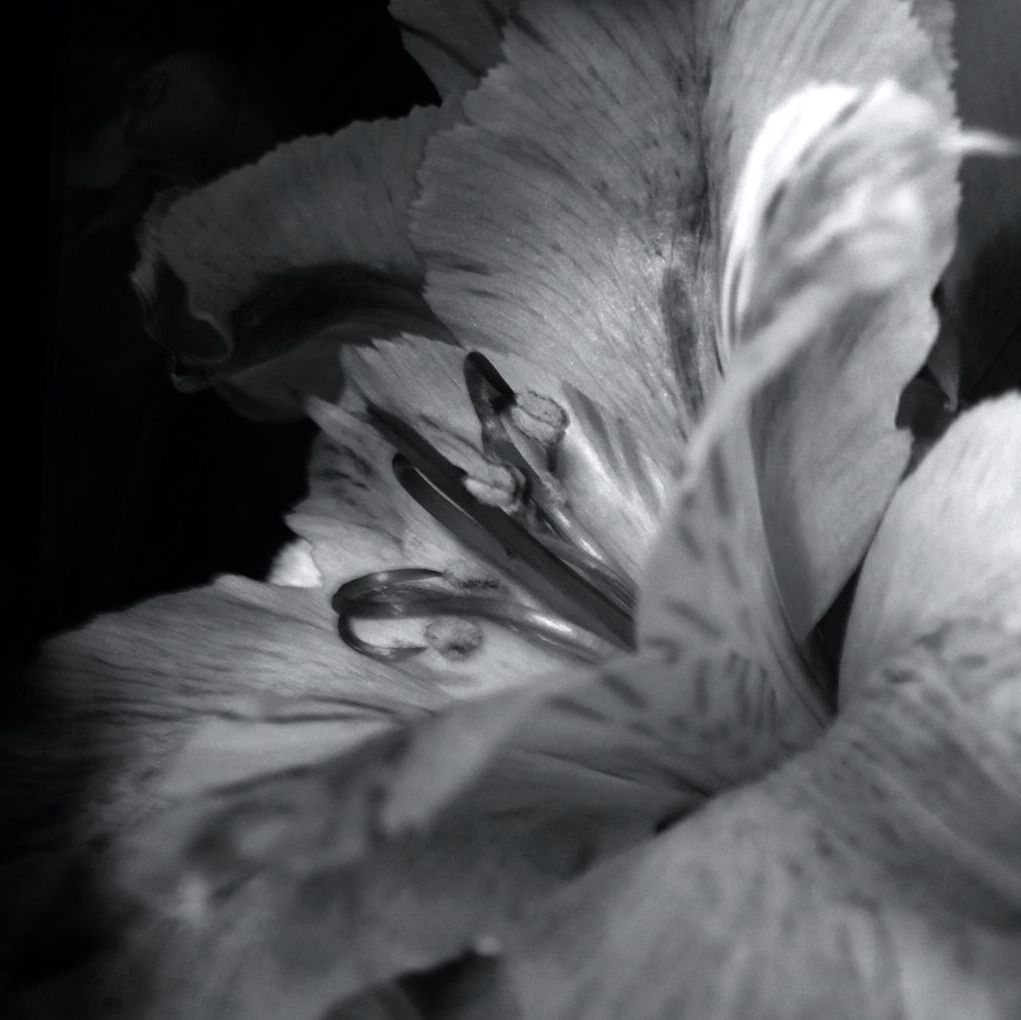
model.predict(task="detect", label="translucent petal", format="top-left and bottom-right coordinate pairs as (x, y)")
top-left (472, 622), bottom-right (1021, 1020)
top-left (131, 105), bottom-right (456, 418)
top-left (389, 0), bottom-right (519, 97)
top-left (841, 393), bottom-right (1021, 703)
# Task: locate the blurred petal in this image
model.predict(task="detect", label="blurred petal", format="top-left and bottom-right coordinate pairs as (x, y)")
top-left (390, 0), bottom-right (519, 97)
top-left (723, 75), bottom-right (963, 637)
top-left (475, 621), bottom-right (1021, 1019)
top-left (639, 79), bottom-right (963, 745)
top-left (132, 104), bottom-right (456, 418)
top-left (122, 718), bottom-right (675, 1019)
top-left (841, 393), bottom-right (1021, 702)
top-left (335, 338), bottom-right (665, 576)
top-left (1, 577), bottom-right (448, 1007)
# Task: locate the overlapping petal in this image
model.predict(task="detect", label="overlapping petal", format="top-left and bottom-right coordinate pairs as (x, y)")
top-left (413, 0), bottom-right (957, 641)
top-left (457, 400), bottom-right (1021, 1020)
top-left (389, 0), bottom-right (519, 97)
top-left (131, 104), bottom-right (457, 418)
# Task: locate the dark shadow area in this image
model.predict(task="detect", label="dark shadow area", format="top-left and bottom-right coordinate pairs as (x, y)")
top-left (15, 0), bottom-right (436, 655)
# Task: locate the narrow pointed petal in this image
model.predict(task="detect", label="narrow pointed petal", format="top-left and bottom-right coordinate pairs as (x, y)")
top-left (475, 621), bottom-right (1021, 1020)
top-left (389, 0), bottom-right (519, 97)
top-left (639, 78), bottom-right (963, 751)
top-left (841, 393), bottom-right (1021, 702)
top-left (132, 105), bottom-right (456, 418)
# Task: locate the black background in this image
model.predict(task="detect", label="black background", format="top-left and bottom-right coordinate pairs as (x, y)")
top-left (18, 1), bottom-right (436, 655)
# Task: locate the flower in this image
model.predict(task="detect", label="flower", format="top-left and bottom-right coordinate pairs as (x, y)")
top-left (8, 1), bottom-right (1020, 1018)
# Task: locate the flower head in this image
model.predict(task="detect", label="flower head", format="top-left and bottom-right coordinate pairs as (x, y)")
top-left (10, 1), bottom-right (1021, 1018)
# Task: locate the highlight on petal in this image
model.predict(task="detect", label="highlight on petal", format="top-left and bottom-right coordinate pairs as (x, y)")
top-left (121, 699), bottom-right (678, 1019)
top-left (639, 75), bottom-right (966, 754)
top-left (477, 620), bottom-right (1021, 1020)
top-left (132, 104), bottom-right (457, 419)
top-left (390, 0), bottom-right (520, 97)
top-left (841, 392), bottom-right (1021, 702)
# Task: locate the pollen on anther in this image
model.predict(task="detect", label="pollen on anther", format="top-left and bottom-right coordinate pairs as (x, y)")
top-left (510, 391), bottom-right (569, 448)
top-left (425, 618), bottom-right (485, 661)
top-left (464, 461), bottom-right (522, 510)
top-left (444, 559), bottom-right (501, 590)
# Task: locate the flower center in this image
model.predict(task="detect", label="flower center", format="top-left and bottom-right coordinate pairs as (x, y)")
top-left (333, 352), bottom-right (638, 664)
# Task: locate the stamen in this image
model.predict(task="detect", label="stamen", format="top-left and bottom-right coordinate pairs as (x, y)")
top-left (388, 449), bottom-right (633, 649)
top-left (462, 352), bottom-right (638, 589)
top-left (333, 569), bottom-right (615, 664)
top-left (336, 352), bottom-right (647, 664)
top-left (424, 618), bottom-right (484, 660)
top-left (510, 391), bottom-right (569, 449)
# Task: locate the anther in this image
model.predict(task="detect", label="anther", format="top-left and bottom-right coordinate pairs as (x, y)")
top-left (510, 391), bottom-right (569, 449)
top-left (425, 618), bottom-right (484, 660)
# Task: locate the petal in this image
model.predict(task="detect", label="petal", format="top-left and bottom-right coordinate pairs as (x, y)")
top-left (389, 0), bottom-right (519, 97)
top-left (119, 720), bottom-right (675, 1019)
top-left (131, 104), bottom-right (456, 419)
top-left (639, 79), bottom-right (964, 746)
top-left (841, 392), bottom-right (1021, 703)
top-left (1, 577), bottom-right (449, 1008)
top-left (469, 620), bottom-right (1021, 1019)
top-left (413, 0), bottom-right (955, 494)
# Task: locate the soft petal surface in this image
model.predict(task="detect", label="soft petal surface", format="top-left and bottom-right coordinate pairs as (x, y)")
top-left (473, 621), bottom-right (1021, 1019)
top-left (121, 740), bottom-right (674, 1019)
top-left (448, 383), bottom-right (1021, 1020)
top-left (639, 79), bottom-right (963, 740)
top-left (841, 392), bottom-right (1021, 701)
top-left (132, 105), bottom-right (456, 418)
top-left (1, 577), bottom-right (451, 1012)
top-left (389, 0), bottom-right (519, 97)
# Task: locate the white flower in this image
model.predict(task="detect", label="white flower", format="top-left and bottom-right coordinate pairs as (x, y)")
top-left (9, 1), bottom-right (1020, 1018)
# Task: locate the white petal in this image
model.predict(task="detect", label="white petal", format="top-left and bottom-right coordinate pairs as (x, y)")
top-left (478, 622), bottom-right (1021, 1020)
top-left (132, 105), bottom-right (456, 418)
top-left (841, 393), bottom-right (1021, 702)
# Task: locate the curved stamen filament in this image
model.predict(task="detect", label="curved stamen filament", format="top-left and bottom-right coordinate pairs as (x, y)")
top-left (334, 571), bottom-right (615, 664)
